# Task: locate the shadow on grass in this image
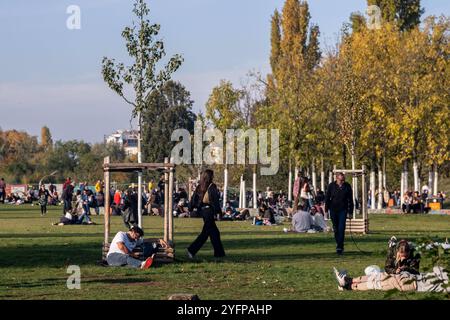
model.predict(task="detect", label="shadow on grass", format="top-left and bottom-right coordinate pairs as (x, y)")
top-left (0, 238), bottom-right (380, 268)
top-left (0, 233), bottom-right (104, 239)
top-left (1, 277), bottom-right (157, 289)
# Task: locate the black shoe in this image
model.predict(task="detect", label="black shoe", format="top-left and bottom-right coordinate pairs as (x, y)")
top-left (336, 249), bottom-right (344, 255)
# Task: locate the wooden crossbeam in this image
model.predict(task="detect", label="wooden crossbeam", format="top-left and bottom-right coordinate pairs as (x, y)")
top-left (103, 162), bottom-right (175, 172)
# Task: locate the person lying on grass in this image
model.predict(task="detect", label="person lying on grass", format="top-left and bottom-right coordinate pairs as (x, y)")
top-left (333, 266), bottom-right (449, 293)
top-left (106, 226), bottom-right (154, 269)
top-left (52, 211), bottom-right (95, 225)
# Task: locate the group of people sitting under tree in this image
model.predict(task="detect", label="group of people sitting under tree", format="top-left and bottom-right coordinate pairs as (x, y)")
top-left (333, 236), bottom-right (449, 293)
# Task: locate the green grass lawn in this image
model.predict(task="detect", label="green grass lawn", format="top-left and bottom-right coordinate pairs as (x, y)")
top-left (0, 204), bottom-right (449, 300)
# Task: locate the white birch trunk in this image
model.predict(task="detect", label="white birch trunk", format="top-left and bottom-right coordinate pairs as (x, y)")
top-left (320, 171), bottom-right (325, 193)
top-left (413, 160), bottom-right (419, 192)
top-left (253, 171), bottom-right (257, 209)
top-left (370, 170), bottom-right (376, 210)
top-left (239, 175), bottom-right (243, 208)
top-left (312, 162), bottom-right (317, 192)
top-left (400, 170), bottom-right (404, 207)
top-left (288, 161), bottom-right (293, 202)
top-left (223, 166), bottom-right (228, 207)
top-left (433, 163), bottom-right (438, 196)
top-left (377, 167), bottom-right (383, 210)
top-left (428, 170), bottom-right (433, 196)
top-left (404, 161), bottom-right (409, 193)
top-left (351, 152), bottom-right (356, 206)
top-left (242, 179), bottom-right (246, 208)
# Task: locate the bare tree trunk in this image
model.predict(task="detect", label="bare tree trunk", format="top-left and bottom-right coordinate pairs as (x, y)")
top-left (329, 169), bottom-right (333, 184)
top-left (288, 160), bottom-right (293, 202)
top-left (351, 150), bottom-right (357, 206)
top-left (342, 144), bottom-right (347, 169)
top-left (239, 175), bottom-right (243, 208)
top-left (312, 160), bottom-right (317, 192)
top-left (377, 165), bottom-right (383, 210)
top-left (370, 169), bottom-right (376, 210)
top-left (404, 160), bottom-right (409, 193)
top-left (413, 160), bottom-right (419, 192)
top-left (382, 155), bottom-right (387, 189)
top-left (400, 170), bottom-right (404, 207)
top-left (253, 166), bottom-right (257, 209)
top-left (223, 165), bottom-right (228, 207)
top-left (242, 178), bottom-right (246, 208)
top-left (433, 163), bottom-right (438, 196)
top-left (428, 169), bottom-right (433, 196)
top-left (320, 157), bottom-right (325, 192)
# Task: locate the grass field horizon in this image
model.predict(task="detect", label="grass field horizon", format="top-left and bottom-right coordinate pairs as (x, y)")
top-left (0, 204), bottom-right (449, 300)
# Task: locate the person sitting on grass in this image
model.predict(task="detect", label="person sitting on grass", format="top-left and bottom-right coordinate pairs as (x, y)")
top-left (253, 203), bottom-right (276, 226)
top-left (234, 208), bottom-right (250, 221)
top-left (385, 237), bottom-right (420, 275)
top-left (310, 205), bottom-right (328, 232)
top-left (106, 226), bottom-right (154, 269)
top-left (221, 205), bottom-right (235, 221)
top-left (289, 201), bottom-right (313, 232)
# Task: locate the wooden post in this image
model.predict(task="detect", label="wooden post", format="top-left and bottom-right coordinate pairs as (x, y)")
top-left (103, 156), bottom-right (111, 259)
top-left (362, 165), bottom-right (367, 232)
top-left (164, 157), bottom-right (169, 243)
top-left (168, 157), bottom-right (174, 245)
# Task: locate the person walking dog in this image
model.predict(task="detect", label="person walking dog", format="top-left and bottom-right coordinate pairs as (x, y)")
top-left (325, 172), bottom-right (354, 255)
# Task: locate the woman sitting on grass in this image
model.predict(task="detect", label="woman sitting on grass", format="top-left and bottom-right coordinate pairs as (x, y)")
top-left (253, 203), bottom-right (275, 226)
top-left (385, 237), bottom-right (420, 275)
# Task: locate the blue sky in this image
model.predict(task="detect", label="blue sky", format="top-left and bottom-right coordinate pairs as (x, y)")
top-left (0, 0), bottom-right (448, 143)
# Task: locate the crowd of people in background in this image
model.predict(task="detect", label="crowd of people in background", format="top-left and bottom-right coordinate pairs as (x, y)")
top-left (368, 185), bottom-right (446, 214)
top-left (0, 175), bottom-right (447, 225)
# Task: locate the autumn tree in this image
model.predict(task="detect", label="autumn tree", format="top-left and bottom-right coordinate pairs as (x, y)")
top-left (367, 0), bottom-right (423, 31)
top-left (40, 126), bottom-right (53, 151)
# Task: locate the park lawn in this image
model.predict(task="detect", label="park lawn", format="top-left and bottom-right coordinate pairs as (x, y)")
top-left (0, 204), bottom-right (449, 300)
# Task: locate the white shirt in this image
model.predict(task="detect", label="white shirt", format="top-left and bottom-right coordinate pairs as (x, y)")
top-left (107, 231), bottom-right (142, 257)
top-left (292, 210), bottom-right (313, 233)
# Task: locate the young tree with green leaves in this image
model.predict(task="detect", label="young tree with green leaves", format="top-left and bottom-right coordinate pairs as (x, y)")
top-left (101, 0), bottom-right (183, 227)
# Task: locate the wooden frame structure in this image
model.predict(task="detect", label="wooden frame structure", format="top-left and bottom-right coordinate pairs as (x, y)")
top-left (102, 156), bottom-right (176, 263)
top-left (333, 166), bottom-right (369, 234)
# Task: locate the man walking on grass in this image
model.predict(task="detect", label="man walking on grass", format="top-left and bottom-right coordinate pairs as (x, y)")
top-left (325, 172), bottom-right (354, 255)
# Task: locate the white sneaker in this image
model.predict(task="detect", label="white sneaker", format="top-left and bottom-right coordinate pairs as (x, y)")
top-left (333, 267), bottom-right (347, 288)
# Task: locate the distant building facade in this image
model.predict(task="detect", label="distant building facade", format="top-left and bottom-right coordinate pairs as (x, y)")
top-left (105, 129), bottom-right (138, 156)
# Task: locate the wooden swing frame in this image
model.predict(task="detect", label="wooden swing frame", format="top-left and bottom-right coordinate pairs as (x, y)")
top-left (102, 156), bottom-right (176, 263)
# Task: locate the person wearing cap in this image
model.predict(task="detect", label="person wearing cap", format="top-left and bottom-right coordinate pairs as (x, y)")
top-left (106, 226), bottom-right (154, 269)
top-left (325, 172), bottom-right (354, 255)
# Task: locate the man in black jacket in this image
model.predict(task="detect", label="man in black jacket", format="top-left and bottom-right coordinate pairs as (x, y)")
top-left (325, 172), bottom-right (354, 255)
